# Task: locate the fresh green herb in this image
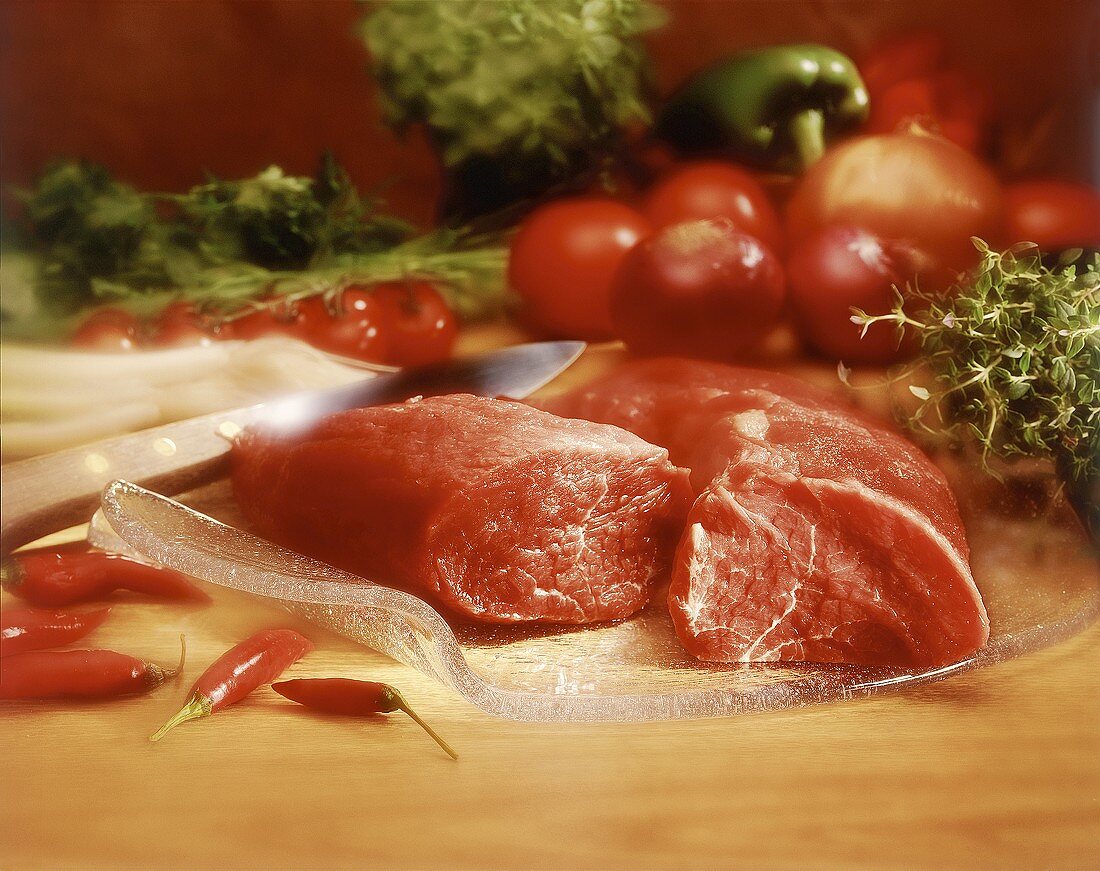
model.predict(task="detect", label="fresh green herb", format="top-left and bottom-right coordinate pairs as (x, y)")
top-left (6, 158), bottom-right (511, 331)
top-left (175, 156), bottom-right (411, 271)
top-left (361, 0), bottom-right (665, 219)
top-left (197, 233), bottom-right (510, 324)
top-left (851, 240), bottom-right (1099, 534)
top-left (16, 162), bottom-right (172, 313)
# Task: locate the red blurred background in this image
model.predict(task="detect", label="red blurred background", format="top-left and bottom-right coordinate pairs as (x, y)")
top-left (1, 0), bottom-right (1096, 228)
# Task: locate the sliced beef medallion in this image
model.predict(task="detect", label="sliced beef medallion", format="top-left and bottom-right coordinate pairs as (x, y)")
top-left (541, 358), bottom-right (990, 667)
top-left (232, 394), bottom-right (692, 625)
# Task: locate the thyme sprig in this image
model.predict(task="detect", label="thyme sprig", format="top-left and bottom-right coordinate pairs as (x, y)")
top-left (849, 241), bottom-right (1098, 491)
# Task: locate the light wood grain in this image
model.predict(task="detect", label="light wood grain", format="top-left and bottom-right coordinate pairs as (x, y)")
top-left (2, 326), bottom-right (1098, 868)
top-left (2, 576), bottom-right (1098, 870)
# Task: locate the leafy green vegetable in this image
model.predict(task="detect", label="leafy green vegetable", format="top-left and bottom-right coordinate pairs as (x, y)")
top-left (852, 241), bottom-right (1099, 531)
top-left (361, 0), bottom-right (664, 218)
top-left (177, 156), bottom-right (411, 271)
top-left (363, 0), bottom-right (662, 166)
top-left (16, 161), bottom-right (171, 313)
top-left (6, 158), bottom-right (511, 332)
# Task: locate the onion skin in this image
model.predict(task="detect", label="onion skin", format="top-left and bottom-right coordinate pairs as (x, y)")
top-left (785, 132), bottom-right (1004, 279)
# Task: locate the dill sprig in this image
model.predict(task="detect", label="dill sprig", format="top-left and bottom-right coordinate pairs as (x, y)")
top-left (851, 240), bottom-right (1099, 529)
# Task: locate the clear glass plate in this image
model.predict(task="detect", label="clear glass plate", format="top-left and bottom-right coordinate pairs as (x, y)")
top-left (92, 478), bottom-right (1100, 722)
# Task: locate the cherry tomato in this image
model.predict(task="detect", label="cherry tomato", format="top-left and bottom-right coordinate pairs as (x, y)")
top-left (372, 282), bottom-right (458, 368)
top-left (148, 302), bottom-right (216, 347)
top-left (509, 197), bottom-right (651, 340)
top-left (69, 308), bottom-right (140, 352)
top-left (296, 290), bottom-right (390, 363)
top-left (610, 219), bottom-right (786, 360)
top-left (787, 225), bottom-right (920, 363)
top-left (642, 162), bottom-right (784, 254)
top-left (228, 301), bottom-right (300, 340)
top-left (1004, 181), bottom-right (1100, 251)
top-left (786, 132), bottom-right (1004, 279)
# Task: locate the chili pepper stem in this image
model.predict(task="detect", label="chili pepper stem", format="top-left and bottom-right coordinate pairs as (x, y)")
top-left (788, 108), bottom-right (826, 170)
top-left (144, 634), bottom-right (188, 690)
top-left (0, 557), bottom-right (21, 591)
top-left (170, 633), bottom-right (187, 677)
top-left (150, 693), bottom-right (212, 743)
top-left (396, 700), bottom-right (458, 760)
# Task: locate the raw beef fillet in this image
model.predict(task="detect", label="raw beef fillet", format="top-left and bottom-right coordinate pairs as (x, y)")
top-left (540, 358), bottom-right (989, 667)
top-left (232, 394), bottom-right (692, 625)
top-left (538, 358), bottom-right (835, 472)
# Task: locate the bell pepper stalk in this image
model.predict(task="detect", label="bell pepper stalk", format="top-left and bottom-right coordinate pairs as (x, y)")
top-left (655, 44), bottom-right (869, 173)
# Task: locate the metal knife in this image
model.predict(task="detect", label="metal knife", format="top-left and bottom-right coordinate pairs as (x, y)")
top-left (1, 340), bottom-right (584, 552)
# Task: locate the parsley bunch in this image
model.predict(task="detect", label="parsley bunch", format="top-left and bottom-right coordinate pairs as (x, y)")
top-left (361, 0), bottom-right (664, 219)
top-left (8, 158), bottom-right (510, 327)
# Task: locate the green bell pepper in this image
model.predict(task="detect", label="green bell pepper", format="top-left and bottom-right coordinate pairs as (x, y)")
top-left (655, 44), bottom-right (869, 173)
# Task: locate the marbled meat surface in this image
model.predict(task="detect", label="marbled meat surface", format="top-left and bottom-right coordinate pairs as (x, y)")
top-left (539, 358), bottom-right (989, 667)
top-left (232, 393), bottom-right (692, 624)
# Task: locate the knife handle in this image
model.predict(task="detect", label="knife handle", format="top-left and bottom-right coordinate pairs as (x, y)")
top-left (0, 341), bottom-right (584, 554)
top-left (1, 405), bottom-right (262, 554)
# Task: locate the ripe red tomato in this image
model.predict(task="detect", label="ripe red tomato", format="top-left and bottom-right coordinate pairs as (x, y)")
top-left (295, 290), bottom-right (390, 363)
top-left (786, 132), bottom-right (1003, 279)
top-left (610, 220), bottom-right (786, 360)
top-left (642, 162), bottom-right (784, 254)
top-left (1004, 181), bottom-right (1100, 251)
top-left (69, 308), bottom-right (140, 351)
top-left (228, 301), bottom-right (301, 340)
top-left (787, 225), bottom-right (920, 363)
top-left (148, 302), bottom-right (216, 347)
top-left (371, 282), bottom-right (458, 368)
top-left (509, 198), bottom-right (651, 340)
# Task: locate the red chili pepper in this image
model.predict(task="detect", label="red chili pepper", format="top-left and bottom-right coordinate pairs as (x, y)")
top-left (0, 635), bottom-right (186, 700)
top-left (0, 606), bottom-right (112, 657)
top-left (2, 546), bottom-right (211, 607)
top-left (272, 678), bottom-right (458, 760)
top-left (150, 629), bottom-right (313, 742)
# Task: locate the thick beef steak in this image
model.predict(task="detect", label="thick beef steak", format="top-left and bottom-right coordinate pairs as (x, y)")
top-left (541, 359), bottom-right (989, 666)
top-left (232, 393), bottom-right (692, 624)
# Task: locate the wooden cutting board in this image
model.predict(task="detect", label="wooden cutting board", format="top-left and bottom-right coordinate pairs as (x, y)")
top-left (2, 326), bottom-right (1098, 869)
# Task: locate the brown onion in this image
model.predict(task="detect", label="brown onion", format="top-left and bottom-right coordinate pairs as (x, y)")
top-left (786, 131), bottom-right (1004, 280)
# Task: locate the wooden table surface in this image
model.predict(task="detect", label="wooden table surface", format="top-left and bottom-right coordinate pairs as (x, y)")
top-left (2, 331), bottom-right (1099, 869)
top-left (2, 582), bottom-right (1098, 870)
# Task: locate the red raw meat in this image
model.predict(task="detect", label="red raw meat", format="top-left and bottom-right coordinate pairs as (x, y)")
top-left (540, 358), bottom-right (989, 667)
top-left (538, 358), bottom-right (835, 471)
top-left (232, 394), bottom-right (692, 625)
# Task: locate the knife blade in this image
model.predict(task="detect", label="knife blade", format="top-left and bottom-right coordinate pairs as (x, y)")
top-left (1, 340), bottom-right (584, 552)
